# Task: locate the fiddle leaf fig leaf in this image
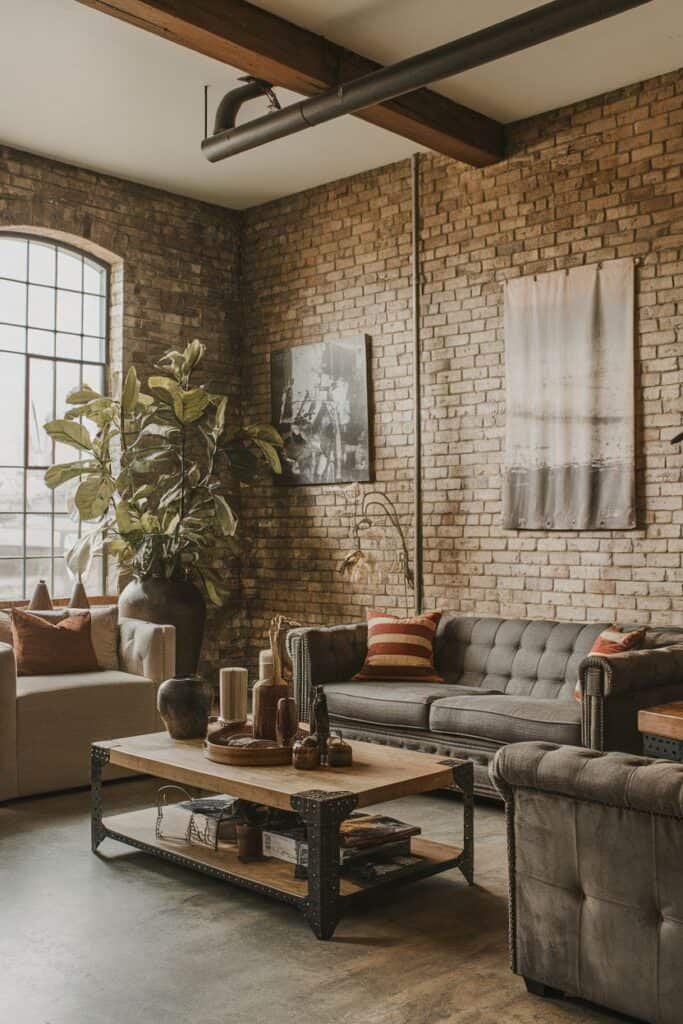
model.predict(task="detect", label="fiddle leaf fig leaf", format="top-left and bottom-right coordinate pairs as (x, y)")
top-left (214, 494), bottom-right (238, 537)
top-left (148, 376), bottom-right (183, 407)
top-left (44, 419), bottom-right (93, 452)
top-left (75, 475), bottom-right (115, 520)
top-left (45, 461), bottom-right (95, 489)
top-left (121, 367), bottom-right (140, 413)
top-left (174, 387), bottom-right (211, 424)
top-left (66, 383), bottom-right (101, 406)
top-left (252, 437), bottom-right (282, 474)
top-left (115, 500), bottom-right (137, 535)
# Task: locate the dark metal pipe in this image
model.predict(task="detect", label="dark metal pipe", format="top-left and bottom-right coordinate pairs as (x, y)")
top-left (202, 0), bottom-right (652, 162)
top-left (212, 77), bottom-right (278, 134)
top-left (411, 154), bottom-right (423, 616)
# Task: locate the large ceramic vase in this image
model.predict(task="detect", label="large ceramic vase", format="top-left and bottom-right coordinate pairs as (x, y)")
top-left (157, 675), bottom-right (211, 740)
top-left (118, 576), bottom-right (206, 675)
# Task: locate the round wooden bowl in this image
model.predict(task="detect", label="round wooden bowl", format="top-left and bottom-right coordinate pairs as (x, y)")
top-left (204, 734), bottom-right (293, 767)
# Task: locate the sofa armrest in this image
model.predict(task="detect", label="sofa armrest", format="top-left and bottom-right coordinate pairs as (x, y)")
top-left (118, 618), bottom-right (176, 686)
top-left (288, 622), bottom-right (367, 716)
top-left (579, 644), bottom-right (683, 698)
top-left (491, 741), bottom-right (683, 820)
top-left (578, 645), bottom-right (683, 752)
top-left (0, 642), bottom-right (18, 800)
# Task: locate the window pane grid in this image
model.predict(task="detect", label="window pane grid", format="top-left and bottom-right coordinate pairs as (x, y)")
top-left (0, 236), bottom-right (108, 599)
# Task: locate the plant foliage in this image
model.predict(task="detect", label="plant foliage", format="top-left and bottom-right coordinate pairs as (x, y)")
top-left (44, 340), bottom-right (282, 605)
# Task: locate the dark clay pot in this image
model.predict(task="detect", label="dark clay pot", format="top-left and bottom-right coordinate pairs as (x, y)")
top-left (157, 675), bottom-right (211, 740)
top-left (118, 576), bottom-right (206, 676)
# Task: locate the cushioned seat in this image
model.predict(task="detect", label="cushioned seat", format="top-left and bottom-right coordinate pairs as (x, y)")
top-left (324, 682), bottom-right (501, 731)
top-left (16, 670), bottom-right (157, 797)
top-left (430, 693), bottom-right (581, 746)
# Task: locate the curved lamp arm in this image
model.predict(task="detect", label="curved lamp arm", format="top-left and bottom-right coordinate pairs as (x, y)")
top-left (353, 490), bottom-right (414, 589)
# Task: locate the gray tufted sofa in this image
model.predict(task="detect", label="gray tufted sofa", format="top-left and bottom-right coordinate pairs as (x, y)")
top-left (289, 615), bottom-right (683, 798)
top-left (491, 741), bottom-right (683, 1022)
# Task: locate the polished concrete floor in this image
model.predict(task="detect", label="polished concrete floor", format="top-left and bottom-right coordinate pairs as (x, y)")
top-left (1, 779), bottom-right (636, 1024)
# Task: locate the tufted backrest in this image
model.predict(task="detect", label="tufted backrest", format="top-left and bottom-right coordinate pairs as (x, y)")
top-left (492, 742), bottom-right (683, 1022)
top-left (434, 616), bottom-right (608, 701)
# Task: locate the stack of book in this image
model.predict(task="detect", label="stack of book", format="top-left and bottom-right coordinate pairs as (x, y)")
top-left (263, 812), bottom-right (423, 882)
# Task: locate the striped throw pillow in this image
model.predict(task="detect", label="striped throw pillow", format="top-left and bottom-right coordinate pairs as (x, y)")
top-left (353, 610), bottom-right (443, 683)
top-left (574, 625), bottom-right (646, 700)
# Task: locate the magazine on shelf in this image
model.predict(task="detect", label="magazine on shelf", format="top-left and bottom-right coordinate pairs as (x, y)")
top-left (338, 813), bottom-right (421, 849)
top-left (262, 828), bottom-right (413, 868)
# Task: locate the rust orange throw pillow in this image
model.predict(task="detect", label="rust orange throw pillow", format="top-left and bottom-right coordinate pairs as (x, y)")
top-left (353, 610), bottom-right (443, 683)
top-left (574, 625), bottom-right (646, 700)
top-left (11, 608), bottom-right (100, 676)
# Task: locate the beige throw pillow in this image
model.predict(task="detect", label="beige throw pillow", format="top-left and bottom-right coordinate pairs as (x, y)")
top-left (66, 605), bottom-right (119, 670)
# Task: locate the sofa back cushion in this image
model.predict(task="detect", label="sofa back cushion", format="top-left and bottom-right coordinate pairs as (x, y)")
top-left (434, 616), bottom-right (608, 700)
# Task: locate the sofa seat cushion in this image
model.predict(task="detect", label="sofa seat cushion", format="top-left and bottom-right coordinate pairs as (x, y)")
top-left (324, 682), bottom-right (501, 731)
top-left (16, 670), bottom-right (157, 796)
top-left (430, 694), bottom-right (581, 746)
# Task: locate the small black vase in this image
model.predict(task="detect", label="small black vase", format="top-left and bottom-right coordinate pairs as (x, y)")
top-left (157, 675), bottom-right (211, 740)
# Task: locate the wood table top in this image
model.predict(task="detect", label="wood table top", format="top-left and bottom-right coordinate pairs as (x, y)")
top-left (95, 731), bottom-right (459, 811)
top-left (638, 701), bottom-right (683, 742)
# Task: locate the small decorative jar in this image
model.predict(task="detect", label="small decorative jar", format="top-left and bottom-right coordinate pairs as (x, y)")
top-left (157, 674), bottom-right (212, 740)
top-left (292, 734), bottom-right (321, 770)
top-left (326, 731), bottom-right (353, 768)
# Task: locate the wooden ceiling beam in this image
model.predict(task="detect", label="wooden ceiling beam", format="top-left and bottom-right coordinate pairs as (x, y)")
top-left (76, 0), bottom-right (505, 166)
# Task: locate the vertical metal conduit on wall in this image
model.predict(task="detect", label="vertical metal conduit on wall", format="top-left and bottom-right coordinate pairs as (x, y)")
top-left (411, 153), bottom-right (424, 615)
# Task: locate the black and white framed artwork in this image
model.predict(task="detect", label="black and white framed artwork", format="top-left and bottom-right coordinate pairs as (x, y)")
top-left (271, 335), bottom-right (371, 486)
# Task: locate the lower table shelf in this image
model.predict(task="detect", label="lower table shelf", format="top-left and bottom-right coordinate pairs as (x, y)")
top-left (102, 808), bottom-right (463, 901)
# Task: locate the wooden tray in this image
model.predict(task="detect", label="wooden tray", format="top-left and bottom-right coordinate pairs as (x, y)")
top-left (204, 736), bottom-right (293, 767)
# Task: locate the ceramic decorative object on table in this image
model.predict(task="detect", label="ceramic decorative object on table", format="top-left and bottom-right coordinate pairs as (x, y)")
top-left (157, 674), bottom-right (211, 739)
top-left (327, 731), bottom-right (353, 768)
top-left (218, 667), bottom-right (248, 730)
top-left (276, 696), bottom-right (298, 747)
top-left (292, 734), bottom-right (321, 770)
top-left (252, 648), bottom-right (288, 741)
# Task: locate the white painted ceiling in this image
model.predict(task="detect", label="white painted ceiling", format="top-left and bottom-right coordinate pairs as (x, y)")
top-left (0, 0), bottom-right (681, 209)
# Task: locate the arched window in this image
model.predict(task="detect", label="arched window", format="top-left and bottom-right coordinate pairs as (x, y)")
top-left (0, 234), bottom-right (108, 599)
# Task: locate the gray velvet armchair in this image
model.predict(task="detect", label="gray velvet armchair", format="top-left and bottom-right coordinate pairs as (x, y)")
top-left (491, 741), bottom-right (683, 1024)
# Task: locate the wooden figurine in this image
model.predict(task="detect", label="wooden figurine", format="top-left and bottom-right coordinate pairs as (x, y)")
top-left (268, 614), bottom-right (301, 690)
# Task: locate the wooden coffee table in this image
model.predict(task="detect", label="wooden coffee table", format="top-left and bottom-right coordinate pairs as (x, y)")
top-left (638, 701), bottom-right (683, 761)
top-left (91, 732), bottom-right (474, 940)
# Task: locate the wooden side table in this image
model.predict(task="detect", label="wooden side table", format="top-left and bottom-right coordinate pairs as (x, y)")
top-left (638, 701), bottom-right (683, 761)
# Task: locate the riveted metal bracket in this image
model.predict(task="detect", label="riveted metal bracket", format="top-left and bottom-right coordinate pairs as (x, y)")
top-left (291, 789), bottom-right (358, 940)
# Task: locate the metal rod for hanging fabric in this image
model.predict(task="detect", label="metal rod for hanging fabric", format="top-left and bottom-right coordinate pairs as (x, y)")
top-left (411, 153), bottom-right (423, 616)
top-left (202, 0), bottom-right (652, 162)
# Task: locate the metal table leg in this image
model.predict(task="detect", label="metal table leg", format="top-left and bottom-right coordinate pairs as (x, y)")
top-left (291, 789), bottom-right (358, 940)
top-left (91, 744), bottom-right (110, 852)
top-left (440, 759), bottom-right (474, 885)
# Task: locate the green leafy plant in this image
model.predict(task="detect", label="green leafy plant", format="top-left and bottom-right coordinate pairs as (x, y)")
top-left (43, 340), bottom-right (282, 605)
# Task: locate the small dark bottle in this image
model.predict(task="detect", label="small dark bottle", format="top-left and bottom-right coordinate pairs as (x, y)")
top-left (310, 686), bottom-right (330, 764)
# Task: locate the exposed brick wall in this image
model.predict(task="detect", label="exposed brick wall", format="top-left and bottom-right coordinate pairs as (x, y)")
top-left (241, 68), bottom-right (683, 669)
top-left (0, 146), bottom-right (243, 681)
top-left (3, 66), bottom-right (682, 682)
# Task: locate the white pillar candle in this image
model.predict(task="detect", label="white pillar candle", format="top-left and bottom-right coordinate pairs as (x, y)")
top-left (259, 648), bottom-right (274, 682)
top-left (219, 667), bottom-right (248, 723)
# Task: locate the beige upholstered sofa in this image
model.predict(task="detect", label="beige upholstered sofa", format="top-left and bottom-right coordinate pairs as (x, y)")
top-left (0, 616), bottom-right (175, 801)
